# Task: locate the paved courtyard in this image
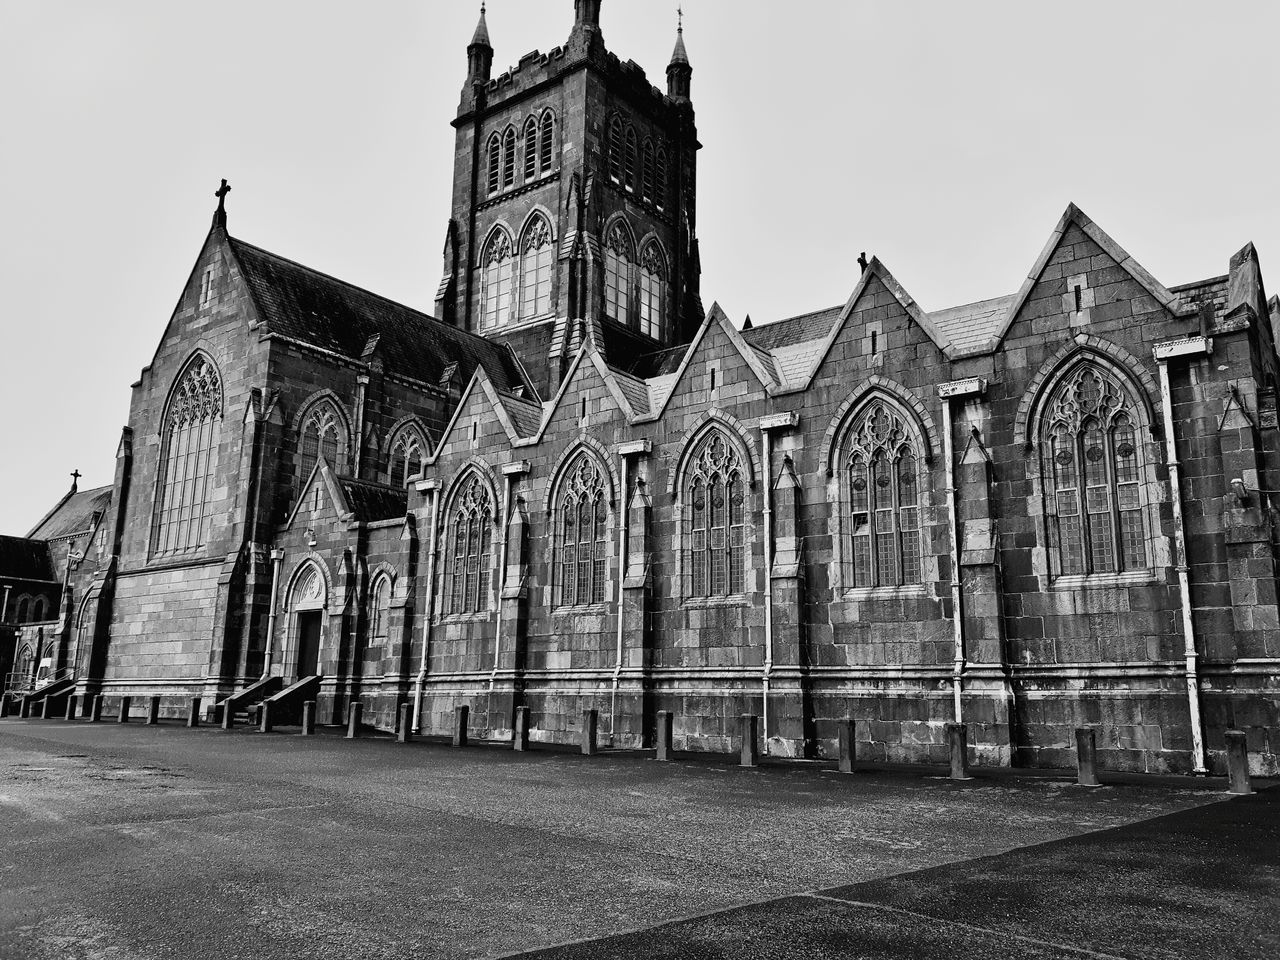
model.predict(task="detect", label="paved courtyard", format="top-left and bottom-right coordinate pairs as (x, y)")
top-left (1, 718), bottom-right (1275, 959)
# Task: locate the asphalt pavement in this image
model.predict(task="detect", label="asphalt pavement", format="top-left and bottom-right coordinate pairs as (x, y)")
top-left (1, 717), bottom-right (1271, 959)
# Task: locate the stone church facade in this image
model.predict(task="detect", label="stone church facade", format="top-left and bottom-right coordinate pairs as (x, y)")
top-left (6, 1), bottom-right (1280, 775)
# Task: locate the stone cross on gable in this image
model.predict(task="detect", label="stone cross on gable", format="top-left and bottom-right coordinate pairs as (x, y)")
top-left (215, 179), bottom-right (231, 212)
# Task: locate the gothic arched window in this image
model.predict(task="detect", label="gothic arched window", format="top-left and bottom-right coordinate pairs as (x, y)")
top-left (1041, 364), bottom-right (1149, 577)
top-left (481, 229), bottom-right (514, 330)
top-left (369, 573), bottom-right (392, 641)
top-left (32, 597), bottom-right (47, 622)
top-left (556, 454), bottom-right (610, 607)
top-left (518, 215), bottom-right (554, 321)
top-left (843, 401), bottom-right (922, 588)
top-left (638, 241), bottom-right (666, 339)
top-left (15, 596), bottom-right (30, 624)
top-left (297, 399), bottom-right (347, 486)
top-left (446, 474), bottom-right (494, 615)
top-left (152, 354), bottom-right (223, 557)
top-left (388, 424), bottom-right (427, 489)
top-left (642, 139), bottom-right (656, 200)
top-left (539, 110), bottom-right (555, 173)
top-left (624, 128), bottom-right (638, 192)
top-left (603, 221), bottom-right (633, 325)
top-left (501, 127), bottom-right (517, 189)
top-left (684, 431), bottom-right (747, 598)
top-left (655, 149), bottom-right (668, 209)
top-left (608, 117), bottom-right (624, 182)
top-left (523, 117), bottom-right (539, 182)
top-left (486, 134), bottom-right (501, 195)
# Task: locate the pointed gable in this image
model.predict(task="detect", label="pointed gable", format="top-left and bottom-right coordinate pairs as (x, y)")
top-left (429, 367), bottom-right (532, 462)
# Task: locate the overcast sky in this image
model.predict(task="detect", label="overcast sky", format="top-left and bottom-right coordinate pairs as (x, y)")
top-left (2, 0), bottom-right (1278, 535)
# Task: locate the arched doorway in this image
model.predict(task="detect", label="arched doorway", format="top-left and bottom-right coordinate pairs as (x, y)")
top-left (286, 562), bottom-right (327, 680)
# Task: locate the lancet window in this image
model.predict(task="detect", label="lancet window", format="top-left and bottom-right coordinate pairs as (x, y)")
top-left (684, 431), bottom-right (747, 598)
top-left (518, 216), bottom-right (554, 321)
top-left (843, 401), bottom-right (922, 588)
top-left (481, 229), bottom-right (514, 330)
top-left (152, 354), bottom-right (223, 557)
top-left (1041, 364), bottom-right (1149, 577)
top-left (370, 573), bottom-right (392, 640)
top-left (638, 241), bottom-right (666, 339)
top-left (556, 454), bottom-right (610, 607)
top-left (603, 221), bottom-right (633, 325)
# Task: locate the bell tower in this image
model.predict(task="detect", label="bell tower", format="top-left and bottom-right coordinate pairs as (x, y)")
top-left (435, 1), bottom-right (702, 397)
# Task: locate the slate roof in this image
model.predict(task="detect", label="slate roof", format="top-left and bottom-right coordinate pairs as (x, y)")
top-left (609, 367), bottom-right (651, 416)
top-left (927, 295), bottom-right (1015, 358)
top-left (741, 305), bottom-right (843, 352)
top-left (27, 485), bottom-right (112, 541)
top-left (498, 393), bottom-right (546, 438)
top-left (229, 238), bottom-right (531, 396)
top-left (0, 536), bottom-right (56, 583)
top-left (337, 479), bottom-right (407, 523)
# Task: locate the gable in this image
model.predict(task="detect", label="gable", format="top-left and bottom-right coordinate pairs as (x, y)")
top-left (649, 307), bottom-right (774, 421)
top-left (430, 371), bottom-right (521, 463)
top-left (538, 350), bottom-right (632, 439)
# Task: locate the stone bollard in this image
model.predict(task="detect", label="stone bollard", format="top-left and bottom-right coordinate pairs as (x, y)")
top-left (187, 697), bottom-right (201, 728)
top-left (1075, 727), bottom-right (1101, 787)
top-left (397, 704), bottom-right (414, 744)
top-left (65, 695), bottom-right (79, 721)
top-left (301, 701), bottom-right (316, 736)
top-left (656, 710), bottom-right (674, 761)
top-left (221, 702), bottom-right (234, 730)
top-left (1225, 730), bottom-right (1253, 796)
top-left (346, 701), bottom-right (362, 739)
top-left (259, 700), bottom-right (274, 734)
top-left (946, 722), bottom-right (972, 781)
top-left (90, 695), bottom-right (103, 723)
top-left (19, 697), bottom-right (32, 720)
top-left (0, 695), bottom-right (9, 719)
top-left (117, 696), bottom-right (132, 723)
top-left (739, 714), bottom-right (760, 768)
top-left (148, 696), bottom-right (161, 725)
top-left (38, 699), bottom-right (50, 720)
top-left (513, 706), bottom-right (531, 752)
top-left (453, 705), bottom-right (469, 748)
top-left (838, 718), bottom-right (857, 775)
top-left (581, 709), bottom-right (599, 757)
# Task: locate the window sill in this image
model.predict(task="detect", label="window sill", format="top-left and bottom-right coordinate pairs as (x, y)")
top-left (437, 611), bottom-right (494, 624)
top-left (1051, 570), bottom-right (1160, 590)
top-left (842, 584), bottom-right (929, 601)
top-left (487, 314), bottom-right (557, 335)
top-left (552, 603), bottom-right (611, 615)
top-left (682, 594), bottom-right (750, 610)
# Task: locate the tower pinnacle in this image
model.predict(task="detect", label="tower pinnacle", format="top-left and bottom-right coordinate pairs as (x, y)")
top-left (667, 8), bottom-right (692, 99)
top-left (467, 3), bottom-right (494, 85)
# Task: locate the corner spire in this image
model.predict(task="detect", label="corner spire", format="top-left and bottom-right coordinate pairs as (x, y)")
top-left (471, 2), bottom-right (491, 49)
top-left (467, 3), bottom-right (494, 86)
top-left (667, 7), bottom-right (692, 100)
top-left (670, 7), bottom-right (689, 66)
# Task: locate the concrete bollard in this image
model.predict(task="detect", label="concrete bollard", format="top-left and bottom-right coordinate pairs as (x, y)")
top-left (656, 710), bottom-right (674, 761)
top-left (397, 704), bottom-right (414, 743)
top-left (453, 705), bottom-right (469, 748)
top-left (221, 702), bottom-right (234, 730)
top-left (1225, 730), bottom-right (1252, 796)
top-left (301, 700), bottom-right (316, 736)
top-left (90, 695), bottom-right (103, 723)
top-left (346, 701), bottom-right (362, 739)
top-left (946, 722), bottom-right (972, 781)
top-left (148, 696), bottom-right (161, 725)
top-left (117, 696), bottom-right (132, 723)
top-left (1075, 727), bottom-right (1101, 787)
top-left (739, 714), bottom-right (760, 768)
top-left (0, 695), bottom-right (9, 719)
top-left (581, 709), bottom-right (599, 757)
top-left (187, 697), bottom-right (201, 728)
top-left (513, 706), bottom-right (531, 751)
top-left (838, 718), bottom-right (857, 775)
top-left (65, 695), bottom-right (78, 721)
top-left (19, 697), bottom-right (32, 720)
top-left (259, 700), bottom-right (274, 734)
top-left (38, 699), bottom-right (50, 720)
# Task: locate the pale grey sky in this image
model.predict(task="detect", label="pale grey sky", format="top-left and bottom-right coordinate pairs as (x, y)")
top-left (2, 0), bottom-right (1277, 535)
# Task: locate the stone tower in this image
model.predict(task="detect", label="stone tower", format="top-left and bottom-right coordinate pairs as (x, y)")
top-left (434, 1), bottom-right (703, 397)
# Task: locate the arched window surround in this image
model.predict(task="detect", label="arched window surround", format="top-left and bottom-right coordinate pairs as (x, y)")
top-left (479, 224), bottom-right (516, 331)
top-left (602, 216), bottom-right (636, 327)
top-left (295, 393), bottom-right (351, 488)
top-left (673, 417), bottom-right (757, 605)
top-left (517, 211), bottom-right (556, 322)
top-left (368, 568), bottom-right (395, 642)
top-left (440, 467), bottom-right (499, 619)
top-left (151, 351), bottom-right (224, 558)
top-left (637, 237), bottom-right (668, 341)
top-left (1025, 354), bottom-right (1165, 585)
top-left (386, 420), bottom-right (430, 489)
top-left (547, 446), bottom-right (616, 610)
top-left (827, 388), bottom-right (938, 598)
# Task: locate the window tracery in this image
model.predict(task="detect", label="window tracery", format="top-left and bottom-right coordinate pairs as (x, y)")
top-left (388, 425), bottom-right (427, 489)
top-left (638, 242), bottom-right (666, 339)
top-left (481, 230), bottom-right (514, 330)
top-left (603, 221), bottom-right (633, 325)
top-left (518, 216), bottom-right (554, 321)
top-left (556, 454), bottom-right (609, 607)
top-left (447, 475), bottom-right (494, 616)
top-left (843, 401), bottom-right (922, 588)
top-left (152, 355), bottom-right (223, 557)
top-left (297, 400), bottom-right (346, 486)
top-left (684, 431), bottom-right (747, 598)
top-left (1041, 365), bottom-right (1149, 577)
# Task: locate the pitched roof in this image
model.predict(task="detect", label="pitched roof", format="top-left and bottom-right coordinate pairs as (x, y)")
top-left (337, 479), bottom-right (408, 523)
top-left (927, 295), bottom-right (1014, 357)
top-left (497, 392), bottom-right (546, 438)
top-left (742, 305), bottom-right (843, 351)
top-left (27, 485), bottom-right (112, 541)
top-left (228, 237), bottom-right (531, 395)
top-left (0, 536), bottom-right (56, 583)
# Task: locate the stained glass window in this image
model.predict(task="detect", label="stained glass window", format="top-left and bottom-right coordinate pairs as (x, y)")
top-left (844, 401), bottom-right (923, 588)
top-left (447, 475), bottom-right (493, 615)
top-left (685, 431), bottom-right (747, 598)
top-left (557, 454), bottom-right (610, 607)
top-left (152, 354), bottom-right (223, 557)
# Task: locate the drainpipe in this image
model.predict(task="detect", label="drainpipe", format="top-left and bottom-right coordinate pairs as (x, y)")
top-left (1, 585), bottom-right (10, 623)
top-left (937, 377), bottom-right (985, 724)
top-left (262, 549), bottom-right (285, 679)
top-left (611, 451), bottom-right (631, 737)
top-left (1154, 336), bottom-right (1212, 775)
top-left (353, 375), bottom-right (369, 478)
top-left (412, 481), bottom-right (440, 733)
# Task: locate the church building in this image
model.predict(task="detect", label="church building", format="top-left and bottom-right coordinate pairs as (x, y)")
top-left (6, 0), bottom-right (1280, 776)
